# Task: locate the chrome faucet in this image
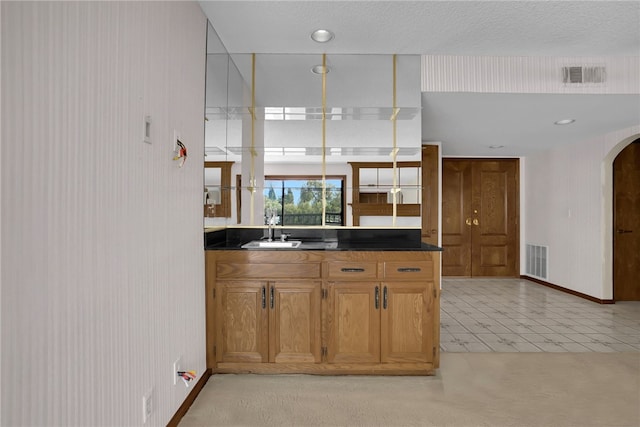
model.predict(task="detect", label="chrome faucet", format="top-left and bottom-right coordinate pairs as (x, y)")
top-left (266, 208), bottom-right (277, 241)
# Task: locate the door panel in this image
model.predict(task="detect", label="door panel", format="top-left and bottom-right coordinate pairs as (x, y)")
top-left (443, 159), bottom-right (519, 277)
top-left (328, 282), bottom-right (380, 363)
top-left (217, 281), bottom-right (268, 363)
top-left (472, 161), bottom-right (518, 276)
top-left (421, 145), bottom-right (439, 245)
top-left (381, 282), bottom-right (433, 363)
top-left (442, 161), bottom-right (472, 276)
top-left (614, 141), bottom-right (640, 301)
top-left (269, 281), bottom-right (322, 363)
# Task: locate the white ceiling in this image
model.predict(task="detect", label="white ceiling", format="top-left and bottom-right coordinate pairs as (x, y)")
top-left (422, 92), bottom-right (640, 157)
top-left (199, 1), bottom-right (640, 156)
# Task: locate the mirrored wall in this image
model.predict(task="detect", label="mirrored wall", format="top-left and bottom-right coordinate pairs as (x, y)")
top-left (204, 22), bottom-right (423, 228)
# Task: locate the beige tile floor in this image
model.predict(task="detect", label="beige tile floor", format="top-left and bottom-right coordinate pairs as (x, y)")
top-left (440, 278), bottom-right (640, 352)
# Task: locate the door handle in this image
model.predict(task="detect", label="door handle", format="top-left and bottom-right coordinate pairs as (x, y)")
top-left (465, 218), bottom-right (472, 226)
top-left (473, 218), bottom-right (479, 226)
top-left (616, 229), bottom-right (633, 234)
top-left (270, 286), bottom-right (274, 309)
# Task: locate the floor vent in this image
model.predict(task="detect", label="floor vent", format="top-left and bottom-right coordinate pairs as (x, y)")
top-left (526, 244), bottom-right (548, 280)
top-left (562, 66), bottom-right (606, 84)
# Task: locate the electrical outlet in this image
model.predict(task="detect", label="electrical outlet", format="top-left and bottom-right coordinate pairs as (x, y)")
top-left (173, 356), bottom-right (182, 386)
top-left (142, 389), bottom-right (153, 424)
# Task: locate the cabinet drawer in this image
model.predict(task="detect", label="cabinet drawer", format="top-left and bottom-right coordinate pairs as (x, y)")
top-left (383, 261), bottom-right (433, 280)
top-left (327, 262), bottom-right (378, 280)
top-left (217, 263), bottom-right (321, 279)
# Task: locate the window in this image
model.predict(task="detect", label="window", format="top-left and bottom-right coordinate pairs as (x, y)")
top-left (264, 176), bottom-right (345, 226)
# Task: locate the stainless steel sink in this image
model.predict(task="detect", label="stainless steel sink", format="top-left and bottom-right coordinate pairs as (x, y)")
top-left (300, 241), bottom-right (338, 249)
top-left (241, 240), bottom-right (302, 249)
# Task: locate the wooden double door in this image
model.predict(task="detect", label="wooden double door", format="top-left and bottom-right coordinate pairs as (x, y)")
top-left (442, 159), bottom-right (519, 277)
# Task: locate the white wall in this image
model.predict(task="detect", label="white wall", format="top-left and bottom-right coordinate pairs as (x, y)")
top-left (1, 2), bottom-right (207, 426)
top-left (525, 125), bottom-right (640, 299)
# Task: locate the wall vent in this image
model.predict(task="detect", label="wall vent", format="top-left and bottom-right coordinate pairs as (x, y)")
top-left (526, 244), bottom-right (548, 280)
top-left (562, 66), bottom-right (606, 84)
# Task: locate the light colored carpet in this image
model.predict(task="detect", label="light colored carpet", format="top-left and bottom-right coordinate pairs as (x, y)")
top-left (179, 353), bottom-right (640, 427)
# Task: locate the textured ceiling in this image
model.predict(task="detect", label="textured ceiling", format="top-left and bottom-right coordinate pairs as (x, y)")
top-left (200, 1), bottom-right (640, 56)
top-left (199, 1), bottom-right (640, 156)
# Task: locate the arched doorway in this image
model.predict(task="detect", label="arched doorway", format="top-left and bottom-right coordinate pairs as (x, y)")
top-left (613, 139), bottom-right (640, 301)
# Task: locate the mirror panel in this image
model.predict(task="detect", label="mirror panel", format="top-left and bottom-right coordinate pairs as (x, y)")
top-left (204, 25), bottom-right (422, 227)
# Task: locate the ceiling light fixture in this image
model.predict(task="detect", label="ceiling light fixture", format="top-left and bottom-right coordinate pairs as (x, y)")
top-left (311, 65), bottom-right (330, 74)
top-left (554, 119), bottom-right (576, 125)
top-left (311, 29), bottom-right (334, 43)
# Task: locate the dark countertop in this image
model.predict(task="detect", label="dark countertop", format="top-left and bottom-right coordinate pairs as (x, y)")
top-left (205, 227), bottom-right (442, 252)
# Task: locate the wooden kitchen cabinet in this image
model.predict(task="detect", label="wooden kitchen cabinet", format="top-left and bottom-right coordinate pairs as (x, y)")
top-left (212, 251), bottom-right (323, 371)
top-left (206, 249), bottom-right (440, 375)
top-left (381, 281), bottom-right (434, 363)
top-left (216, 281), bottom-right (268, 363)
top-left (327, 282), bottom-right (381, 364)
top-left (216, 280), bottom-right (321, 364)
top-left (327, 261), bottom-right (435, 365)
top-left (269, 281), bottom-right (322, 363)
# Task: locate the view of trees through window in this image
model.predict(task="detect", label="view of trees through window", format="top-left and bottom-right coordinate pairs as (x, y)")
top-left (264, 178), bottom-right (344, 226)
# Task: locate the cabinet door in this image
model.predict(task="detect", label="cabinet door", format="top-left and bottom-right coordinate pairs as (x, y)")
top-left (381, 282), bottom-right (434, 363)
top-left (216, 281), bottom-right (268, 363)
top-left (327, 282), bottom-right (380, 364)
top-left (269, 281), bottom-right (322, 363)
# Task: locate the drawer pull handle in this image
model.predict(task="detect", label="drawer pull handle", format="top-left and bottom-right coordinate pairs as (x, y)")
top-left (375, 286), bottom-right (379, 310)
top-left (270, 286), bottom-right (274, 309)
top-left (383, 286), bottom-right (388, 310)
top-left (341, 268), bottom-right (365, 273)
top-left (261, 286), bottom-right (266, 309)
top-left (397, 267), bottom-right (421, 273)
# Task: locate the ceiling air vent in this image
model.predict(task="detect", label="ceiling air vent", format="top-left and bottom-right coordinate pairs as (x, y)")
top-left (562, 66), bottom-right (606, 84)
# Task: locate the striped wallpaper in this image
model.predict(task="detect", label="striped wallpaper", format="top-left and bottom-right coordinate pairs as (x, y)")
top-left (423, 55), bottom-right (640, 94)
top-left (1, 2), bottom-right (207, 425)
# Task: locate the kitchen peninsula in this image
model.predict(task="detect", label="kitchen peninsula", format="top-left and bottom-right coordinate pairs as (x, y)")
top-left (205, 227), bottom-right (441, 375)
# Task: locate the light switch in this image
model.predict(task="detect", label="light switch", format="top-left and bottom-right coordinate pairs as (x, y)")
top-left (143, 116), bottom-right (152, 144)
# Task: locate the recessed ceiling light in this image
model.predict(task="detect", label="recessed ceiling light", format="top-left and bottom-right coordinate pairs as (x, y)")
top-left (311, 65), bottom-right (330, 74)
top-left (311, 29), bottom-right (334, 43)
top-left (489, 145), bottom-right (504, 149)
top-left (554, 119), bottom-right (575, 125)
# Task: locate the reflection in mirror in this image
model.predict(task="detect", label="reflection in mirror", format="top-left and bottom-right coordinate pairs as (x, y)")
top-left (203, 30), bottom-right (423, 227)
top-left (263, 176), bottom-right (346, 226)
top-left (350, 162), bottom-right (421, 226)
top-left (204, 162), bottom-right (233, 226)
top-left (204, 166), bottom-right (221, 218)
